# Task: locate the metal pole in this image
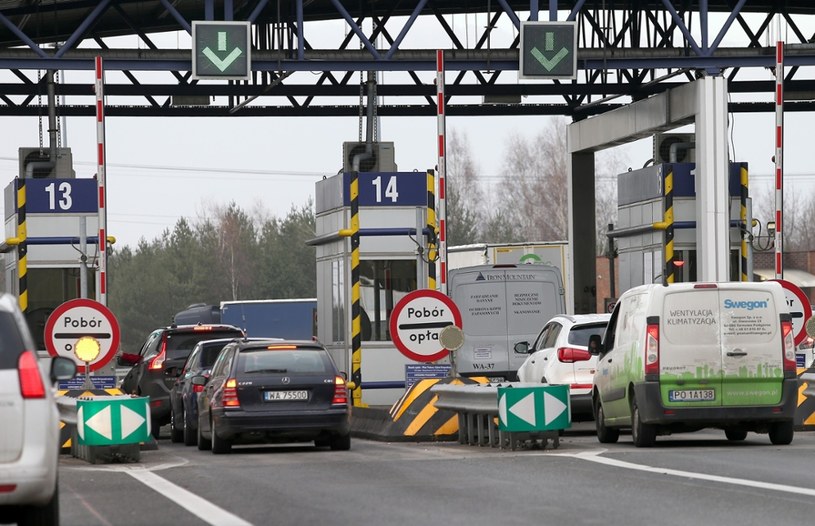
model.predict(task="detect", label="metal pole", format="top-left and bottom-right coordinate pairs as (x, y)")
top-left (436, 50), bottom-right (448, 295)
top-left (94, 56), bottom-right (108, 305)
top-left (774, 41), bottom-right (784, 279)
top-left (79, 217), bottom-right (88, 298)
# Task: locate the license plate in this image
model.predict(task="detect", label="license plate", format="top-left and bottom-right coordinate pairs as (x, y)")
top-left (669, 389), bottom-right (715, 402)
top-left (264, 390), bottom-right (308, 401)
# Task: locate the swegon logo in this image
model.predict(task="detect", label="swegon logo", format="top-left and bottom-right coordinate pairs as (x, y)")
top-left (723, 299), bottom-right (769, 310)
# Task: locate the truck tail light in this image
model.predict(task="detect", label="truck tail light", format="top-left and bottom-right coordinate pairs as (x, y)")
top-left (332, 376), bottom-right (348, 406)
top-left (18, 351), bottom-right (46, 399)
top-left (222, 378), bottom-right (240, 407)
top-left (148, 341), bottom-right (167, 371)
top-left (557, 347), bottom-right (592, 363)
top-left (645, 323), bottom-right (660, 375)
top-left (781, 320), bottom-right (796, 373)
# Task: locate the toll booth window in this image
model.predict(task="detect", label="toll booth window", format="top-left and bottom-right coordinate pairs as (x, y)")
top-left (332, 260), bottom-right (345, 343)
top-left (360, 260), bottom-right (417, 341)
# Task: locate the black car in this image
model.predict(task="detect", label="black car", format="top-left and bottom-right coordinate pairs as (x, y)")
top-left (169, 337), bottom-right (270, 445)
top-left (119, 324), bottom-right (245, 437)
top-left (194, 339), bottom-right (351, 454)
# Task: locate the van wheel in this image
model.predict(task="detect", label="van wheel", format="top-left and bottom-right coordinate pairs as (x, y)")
top-left (725, 429), bottom-right (747, 441)
top-left (631, 400), bottom-right (656, 448)
top-left (595, 401), bottom-right (619, 444)
top-left (769, 421), bottom-right (794, 445)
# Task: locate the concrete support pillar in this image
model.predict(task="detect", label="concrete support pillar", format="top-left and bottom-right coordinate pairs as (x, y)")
top-left (695, 76), bottom-right (731, 282)
top-left (569, 152), bottom-right (596, 314)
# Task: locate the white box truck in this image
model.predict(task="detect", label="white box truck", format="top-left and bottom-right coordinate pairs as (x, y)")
top-left (448, 242), bottom-right (572, 313)
top-left (448, 264), bottom-right (567, 381)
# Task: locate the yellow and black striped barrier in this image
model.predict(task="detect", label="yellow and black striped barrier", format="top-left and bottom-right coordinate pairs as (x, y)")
top-left (16, 178), bottom-right (27, 311)
top-left (663, 167), bottom-right (675, 284)
top-left (796, 367), bottom-right (815, 430)
top-left (739, 164), bottom-right (749, 281)
top-left (426, 169), bottom-right (437, 290)
top-left (56, 387), bottom-right (124, 453)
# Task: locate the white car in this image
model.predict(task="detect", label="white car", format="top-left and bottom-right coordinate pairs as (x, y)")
top-left (0, 294), bottom-right (76, 524)
top-left (515, 313), bottom-right (611, 420)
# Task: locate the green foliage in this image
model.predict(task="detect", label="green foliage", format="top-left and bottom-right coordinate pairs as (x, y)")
top-left (108, 201), bottom-right (316, 353)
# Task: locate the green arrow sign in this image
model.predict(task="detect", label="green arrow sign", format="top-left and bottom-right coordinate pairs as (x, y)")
top-left (192, 21), bottom-right (251, 80)
top-left (520, 22), bottom-right (577, 80)
top-left (77, 396), bottom-right (150, 446)
top-left (498, 385), bottom-right (571, 432)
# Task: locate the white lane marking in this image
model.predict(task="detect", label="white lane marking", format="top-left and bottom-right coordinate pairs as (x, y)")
top-left (124, 469), bottom-right (253, 526)
top-left (554, 449), bottom-right (815, 497)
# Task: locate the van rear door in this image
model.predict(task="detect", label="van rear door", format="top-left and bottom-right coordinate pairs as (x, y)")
top-left (718, 285), bottom-right (783, 406)
top-left (660, 287), bottom-right (723, 407)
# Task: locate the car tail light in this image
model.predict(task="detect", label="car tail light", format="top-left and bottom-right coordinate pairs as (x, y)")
top-left (782, 320), bottom-right (796, 373)
top-left (557, 347), bottom-right (591, 363)
top-left (0, 484), bottom-right (16, 493)
top-left (18, 351), bottom-right (46, 399)
top-left (693, 283), bottom-right (718, 289)
top-left (193, 326), bottom-right (214, 331)
top-left (148, 340), bottom-right (167, 371)
top-left (193, 384), bottom-right (204, 393)
top-left (222, 378), bottom-right (240, 407)
top-left (645, 322), bottom-right (660, 375)
top-left (266, 345), bottom-right (298, 350)
top-left (570, 383), bottom-right (593, 390)
top-left (332, 376), bottom-right (348, 406)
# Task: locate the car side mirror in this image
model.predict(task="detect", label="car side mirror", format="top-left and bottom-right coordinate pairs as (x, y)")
top-left (191, 375), bottom-right (208, 386)
top-left (588, 334), bottom-right (603, 355)
top-left (50, 356), bottom-right (77, 383)
top-left (117, 353), bottom-right (140, 366)
top-left (513, 341), bottom-right (530, 354)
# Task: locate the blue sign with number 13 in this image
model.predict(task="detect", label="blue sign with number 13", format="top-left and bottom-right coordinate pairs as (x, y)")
top-left (24, 178), bottom-right (98, 214)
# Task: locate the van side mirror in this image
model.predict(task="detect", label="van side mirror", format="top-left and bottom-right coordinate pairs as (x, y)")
top-left (588, 334), bottom-right (603, 355)
top-left (513, 341), bottom-right (530, 354)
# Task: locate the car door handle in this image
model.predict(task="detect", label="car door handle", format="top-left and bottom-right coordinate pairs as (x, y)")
top-left (726, 350), bottom-right (748, 357)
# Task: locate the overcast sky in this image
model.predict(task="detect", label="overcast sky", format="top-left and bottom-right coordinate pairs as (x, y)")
top-left (0, 15), bottom-right (811, 249)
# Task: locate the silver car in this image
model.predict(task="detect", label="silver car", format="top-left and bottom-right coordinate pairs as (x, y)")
top-left (0, 293), bottom-right (75, 525)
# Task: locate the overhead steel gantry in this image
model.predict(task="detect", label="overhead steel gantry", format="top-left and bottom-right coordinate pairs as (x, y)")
top-left (1, 1), bottom-right (815, 117)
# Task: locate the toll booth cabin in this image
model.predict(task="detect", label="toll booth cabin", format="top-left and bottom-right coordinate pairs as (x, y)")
top-left (614, 162), bottom-right (747, 290)
top-left (3, 172), bottom-right (99, 350)
top-left (313, 171), bottom-right (436, 406)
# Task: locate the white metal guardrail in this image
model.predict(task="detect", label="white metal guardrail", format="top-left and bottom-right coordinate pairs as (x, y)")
top-left (431, 382), bottom-right (562, 450)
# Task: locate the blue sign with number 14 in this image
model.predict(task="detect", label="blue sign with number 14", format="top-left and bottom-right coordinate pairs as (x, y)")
top-left (342, 172), bottom-right (426, 207)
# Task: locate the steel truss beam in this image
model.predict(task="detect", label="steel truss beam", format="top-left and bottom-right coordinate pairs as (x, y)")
top-left (0, 1), bottom-right (814, 117)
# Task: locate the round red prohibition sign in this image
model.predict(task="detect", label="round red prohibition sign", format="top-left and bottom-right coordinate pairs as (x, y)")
top-left (44, 298), bottom-right (120, 373)
top-left (389, 289), bottom-right (462, 363)
top-left (773, 279), bottom-right (813, 346)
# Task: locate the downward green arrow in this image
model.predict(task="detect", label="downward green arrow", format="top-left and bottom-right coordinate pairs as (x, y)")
top-left (530, 46), bottom-right (569, 71)
top-left (202, 45), bottom-right (243, 72)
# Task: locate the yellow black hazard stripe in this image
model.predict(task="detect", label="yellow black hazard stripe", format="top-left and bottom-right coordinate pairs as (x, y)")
top-left (388, 376), bottom-right (488, 438)
top-left (796, 367), bottom-right (815, 430)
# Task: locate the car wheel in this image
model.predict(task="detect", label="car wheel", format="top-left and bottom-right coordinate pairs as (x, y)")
top-left (329, 432), bottom-right (351, 451)
top-left (769, 420), bottom-right (794, 445)
top-left (170, 407), bottom-right (183, 443)
top-left (150, 419), bottom-right (161, 440)
top-left (197, 418), bottom-right (211, 451)
top-left (18, 480), bottom-right (58, 526)
top-left (631, 399), bottom-right (656, 448)
top-left (314, 436), bottom-right (330, 448)
top-left (211, 418), bottom-right (232, 454)
top-left (595, 400), bottom-right (619, 444)
top-left (183, 407), bottom-right (196, 447)
top-left (725, 429), bottom-right (748, 441)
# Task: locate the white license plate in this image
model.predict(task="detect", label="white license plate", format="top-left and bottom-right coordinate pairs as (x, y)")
top-left (669, 389), bottom-right (715, 402)
top-left (264, 390), bottom-right (308, 401)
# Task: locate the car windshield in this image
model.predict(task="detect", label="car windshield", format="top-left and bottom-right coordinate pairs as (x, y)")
top-left (0, 312), bottom-right (26, 368)
top-left (166, 330), bottom-right (241, 360)
top-left (238, 349), bottom-right (332, 375)
top-left (567, 323), bottom-right (608, 347)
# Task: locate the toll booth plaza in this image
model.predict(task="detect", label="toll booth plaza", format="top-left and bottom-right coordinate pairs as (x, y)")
top-left (311, 169), bottom-right (440, 407)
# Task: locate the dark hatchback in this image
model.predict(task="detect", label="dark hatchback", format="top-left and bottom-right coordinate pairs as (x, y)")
top-left (119, 324), bottom-right (245, 437)
top-left (195, 340), bottom-right (351, 454)
top-left (169, 337), bottom-right (270, 445)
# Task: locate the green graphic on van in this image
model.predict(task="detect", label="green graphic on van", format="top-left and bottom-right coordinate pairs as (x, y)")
top-left (519, 254), bottom-right (542, 264)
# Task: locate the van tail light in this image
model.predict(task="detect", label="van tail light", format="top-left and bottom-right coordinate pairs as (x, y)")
top-left (332, 376), bottom-right (348, 406)
top-left (644, 321), bottom-right (660, 376)
top-left (557, 347), bottom-right (592, 363)
top-left (18, 351), bottom-right (46, 399)
top-left (148, 341), bottom-right (167, 371)
top-left (781, 320), bottom-right (796, 373)
top-left (222, 378), bottom-right (240, 407)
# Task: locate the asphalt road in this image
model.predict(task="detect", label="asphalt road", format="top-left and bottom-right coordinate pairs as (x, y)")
top-left (56, 425), bottom-right (815, 526)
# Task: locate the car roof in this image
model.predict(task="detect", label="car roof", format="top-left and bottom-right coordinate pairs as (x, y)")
top-left (164, 323), bottom-right (243, 333)
top-left (232, 339), bottom-right (323, 350)
top-left (553, 313), bottom-right (612, 325)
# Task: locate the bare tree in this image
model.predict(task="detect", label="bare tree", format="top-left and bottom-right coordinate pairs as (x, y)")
top-left (445, 130), bottom-right (485, 245)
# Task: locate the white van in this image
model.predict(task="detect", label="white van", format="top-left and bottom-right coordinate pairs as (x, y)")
top-left (448, 264), bottom-right (566, 381)
top-left (591, 281), bottom-right (798, 447)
